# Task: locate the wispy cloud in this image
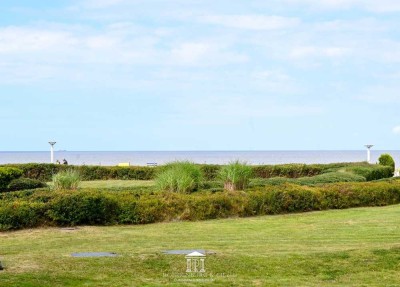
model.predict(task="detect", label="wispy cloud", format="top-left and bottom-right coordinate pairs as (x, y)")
top-left (393, 126), bottom-right (400, 135)
top-left (201, 15), bottom-right (300, 30)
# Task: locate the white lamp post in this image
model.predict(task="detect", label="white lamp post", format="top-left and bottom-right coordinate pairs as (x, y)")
top-left (49, 141), bottom-right (56, 164)
top-left (364, 145), bottom-right (374, 163)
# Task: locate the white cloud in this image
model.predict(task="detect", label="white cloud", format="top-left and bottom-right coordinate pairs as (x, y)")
top-left (289, 46), bottom-right (350, 59)
top-left (0, 27), bottom-right (77, 53)
top-left (169, 41), bottom-right (248, 66)
top-left (282, 0), bottom-right (400, 12)
top-left (393, 126), bottom-right (400, 135)
top-left (201, 15), bottom-right (300, 30)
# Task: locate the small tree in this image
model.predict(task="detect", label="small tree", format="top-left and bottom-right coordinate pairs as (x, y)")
top-left (219, 161), bottom-right (252, 191)
top-left (378, 153), bottom-right (395, 175)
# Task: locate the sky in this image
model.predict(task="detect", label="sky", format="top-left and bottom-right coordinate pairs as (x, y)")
top-left (1, 0), bottom-right (400, 151)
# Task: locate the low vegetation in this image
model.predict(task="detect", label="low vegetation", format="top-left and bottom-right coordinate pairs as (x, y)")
top-left (1, 179), bottom-right (400, 230)
top-left (219, 160), bottom-right (252, 191)
top-left (52, 169), bottom-right (81, 191)
top-left (155, 161), bottom-right (202, 193)
top-left (1, 205), bottom-right (400, 286)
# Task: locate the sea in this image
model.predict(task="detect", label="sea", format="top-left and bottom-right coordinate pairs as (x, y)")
top-left (0, 150), bottom-right (399, 167)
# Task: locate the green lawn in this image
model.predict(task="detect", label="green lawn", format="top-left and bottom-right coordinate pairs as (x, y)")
top-left (1, 205), bottom-right (400, 286)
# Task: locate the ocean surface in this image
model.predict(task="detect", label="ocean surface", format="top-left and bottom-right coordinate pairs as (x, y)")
top-left (0, 150), bottom-right (399, 166)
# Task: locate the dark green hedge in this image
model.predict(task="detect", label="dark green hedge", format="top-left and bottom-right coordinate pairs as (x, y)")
top-left (0, 167), bottom-right (23, 191)
top-left (1, 180), bottom-right (400, 230)
top-left (1, 163), bottom-right (156, 182)
top-left (1, 162), bottom-right (390, 182)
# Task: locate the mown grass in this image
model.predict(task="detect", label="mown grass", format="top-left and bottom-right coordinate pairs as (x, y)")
top-left (1, 205), bottom-right (400, 286)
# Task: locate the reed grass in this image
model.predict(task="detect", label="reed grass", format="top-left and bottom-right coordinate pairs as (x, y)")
top-left (52, 169), bottom-right (81, 191)
top-left (155, 161), bottom-right (202, 193)
top-left (219, 160), bottom-right (252, 191)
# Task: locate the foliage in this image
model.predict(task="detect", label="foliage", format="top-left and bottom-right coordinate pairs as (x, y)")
top-left (7, 178), bottom-right (47, 191)
top-left (1, 179), bottom-right (400, 230)
top-left (1, 162), bottom-right (393, 183)
top-left (345, 165), bottom-right (393, 181)
top-left (295, 172), bottom-right (366, 185)
top-left (46, 191), bottom-right (120, 226)
top-left (52, 170), bottom-right (81, 191)
top-left (219, 160), bottom-right (253, 191)
top-left (378, 153), bottom-right (395, 173)
top-left (155, 161), bottom-right (203, 193)
top-left (0, 167), bottom-right (23, 191)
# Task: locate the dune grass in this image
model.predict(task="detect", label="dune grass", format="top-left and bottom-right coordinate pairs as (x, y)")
top-left (1, 205), bottom-right (400, 286)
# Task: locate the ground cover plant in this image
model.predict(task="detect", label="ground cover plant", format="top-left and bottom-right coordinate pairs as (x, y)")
top-left (1, 205), bottom-right (400, 286)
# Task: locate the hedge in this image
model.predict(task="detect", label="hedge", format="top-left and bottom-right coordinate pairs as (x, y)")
top-left (1, 180), bottom-right (400, 230)
top-left (0, 167), bottom-right (23, 191)
top-left (1, 162), bottom-right (390, 182)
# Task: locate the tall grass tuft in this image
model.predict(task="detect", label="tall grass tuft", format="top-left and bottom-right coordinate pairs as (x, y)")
top-left (155, 161), bottom-right (202, 193)
top-left (52, 169), bottom-right (81, 191)
top-left (219, 160), bottom-right (252, 191)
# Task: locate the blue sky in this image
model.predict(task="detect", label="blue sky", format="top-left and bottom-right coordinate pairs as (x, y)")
top-left (1, 0), bottom-right (400, 151)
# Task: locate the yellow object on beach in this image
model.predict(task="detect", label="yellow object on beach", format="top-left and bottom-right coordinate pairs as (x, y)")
top-left (117, 162), bottom-right (130, 167)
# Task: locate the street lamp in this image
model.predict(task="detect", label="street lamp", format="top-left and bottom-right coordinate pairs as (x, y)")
top-left (49, 141), bottom-right (56, 164)
top-left (364, 145), bottom-right (374, 163)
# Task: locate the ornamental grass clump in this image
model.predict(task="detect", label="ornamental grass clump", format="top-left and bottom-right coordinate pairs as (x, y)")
top-left (52, 169), bottom-right (81, 191)
top-left (155, 161), bottom-right (202, 193)
top-left (219, 160), bottom-right (252, 191)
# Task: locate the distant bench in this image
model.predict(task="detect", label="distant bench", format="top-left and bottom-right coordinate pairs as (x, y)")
top-left (117, 162), bottom-right (130, 167)
top-left (146, 162), bottom-right (158, 167)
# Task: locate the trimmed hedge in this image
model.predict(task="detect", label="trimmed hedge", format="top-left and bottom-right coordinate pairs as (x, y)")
top-left (345, 165), bottom-right (393, 181)
top-left (0, 167), bottom-right (23, 191)
top-left (7, 178), bottom-right (47, 191)
top-left (1, 180), bottom-right (400, 230)
top-left (1, 162), bottom-right (391, 182)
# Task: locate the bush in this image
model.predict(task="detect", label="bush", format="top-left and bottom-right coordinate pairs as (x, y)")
top-left (378, 154), bottom-right (395, 174)
top-left (46, 191), bottom-right (120, 226)
top-left (219, 161), bottom-right (252, 191)
top-left (0, 167), bottom-right (23, 191)
top-left (296, 172), bottom-right (366, 185)
top-left (345, 165), bottom-right (393, 181)
top-left (155, 161), bottom-right (203, 193)
top-left (52, 170), bottom-right (81, 191)
top-left (7, 178), bottom-right (47, 191)
top-left (1, 180), bottom-right (400, 230)
top-left (0, 201), bottom-right (44, 230)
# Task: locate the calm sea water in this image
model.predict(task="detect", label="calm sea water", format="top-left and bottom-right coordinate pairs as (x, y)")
top-left (0, 150), bottom-right (399, 166)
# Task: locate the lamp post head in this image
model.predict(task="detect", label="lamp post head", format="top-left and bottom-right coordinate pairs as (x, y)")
top-left (364, 145), bottom-right (374, 149)
top-left (49, 141), bottom-right (56, 146)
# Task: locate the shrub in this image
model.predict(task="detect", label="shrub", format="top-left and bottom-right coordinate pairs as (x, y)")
top-left (219, 161), bottom-right (253, 191)
top-left (52, 170), bottom-right (81, 191)
top-left (155, 161), bottom-right (203, 193)
top-left (296, 172), bottom-right (366, 185)
top-left (0, 167), bottom-right (23, 191)
top-left (46, 191), bottom-right (120, 226)
top-left (7, 178), bottom-right (47, 191)
top-left (0, 201), bottom-right (44, 230)
top-left (345, 165), bottom-right (393, 181)
top-left (378, 154), bottom-right (395, 173)
top-left (1, 180), bottom-right (400, 230)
